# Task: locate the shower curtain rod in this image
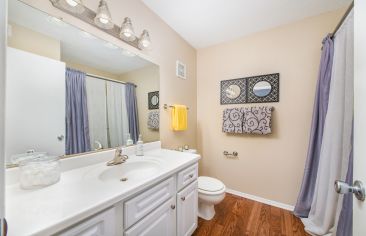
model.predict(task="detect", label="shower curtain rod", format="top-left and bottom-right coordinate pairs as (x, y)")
top-left (331, 1), bottom-right (354, 38)
top-left (86, 73), bottom-right (137, 87)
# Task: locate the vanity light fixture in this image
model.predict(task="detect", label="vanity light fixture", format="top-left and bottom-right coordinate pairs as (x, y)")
top-left (94, 0), bottom-right (114, 29)
top-left (138, 30), bottom-right (151, 49)
top-left (54, 0), bottom-right (85, 14)
top-left (120, 17), bottom-right (136, 42)
top-left (50, 0), bottom-right (151, 51)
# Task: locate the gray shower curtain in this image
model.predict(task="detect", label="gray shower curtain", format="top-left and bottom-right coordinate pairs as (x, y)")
top-left (294, 35), bottom-right (334, 217)
top-left (125, 83), bottom-right (139, 143)
top-left (297, 9), bottom-right (353, 236)
top-left (336, 128), bottom-right (353, 236)
top-left (65, 68), bottom-right (91, 155)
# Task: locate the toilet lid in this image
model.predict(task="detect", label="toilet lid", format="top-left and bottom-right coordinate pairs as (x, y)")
top-left (198, 176), bottom-right (225, 192)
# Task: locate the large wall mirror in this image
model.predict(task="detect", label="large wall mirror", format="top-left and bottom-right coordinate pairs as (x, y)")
top-left (5, 0), bottom-right (160, 166)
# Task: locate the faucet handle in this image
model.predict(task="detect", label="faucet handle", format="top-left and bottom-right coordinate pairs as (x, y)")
top-left (121, 155), bottom-right (129, 161)
top-left (116, 147), bottom-right (123, 155)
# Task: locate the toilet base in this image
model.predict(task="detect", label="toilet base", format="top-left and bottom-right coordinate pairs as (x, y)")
top-left (198, 202), bottom-right (215, 220)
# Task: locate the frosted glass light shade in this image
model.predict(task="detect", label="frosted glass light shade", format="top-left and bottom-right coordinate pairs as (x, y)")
top-left (120, 17), bottom-right (136, 42)
top-left (94, 0), bottom-right (113, 29)
top-left (138, 30), bottom-right (151, 50)
top-left (57, 0), bottom-right (85, 14)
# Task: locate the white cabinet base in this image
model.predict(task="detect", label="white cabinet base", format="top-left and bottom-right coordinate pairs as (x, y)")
top-left (177, 181), bottom-right (198, 236)
top-left (59, 207), bottom-right (116, 236)
top-left (124, 197), bottom-right (176, 236)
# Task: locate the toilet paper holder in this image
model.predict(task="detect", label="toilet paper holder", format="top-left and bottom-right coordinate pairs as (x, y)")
top-left (223, 151), bottom-right (238, 158)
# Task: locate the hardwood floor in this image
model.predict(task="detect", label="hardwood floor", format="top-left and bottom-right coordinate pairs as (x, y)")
top-left (192, 193), bottom-right (309, 236)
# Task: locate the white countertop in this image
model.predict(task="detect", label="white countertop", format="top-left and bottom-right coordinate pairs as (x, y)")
top-left (5, 144), bottom-right (200, 236)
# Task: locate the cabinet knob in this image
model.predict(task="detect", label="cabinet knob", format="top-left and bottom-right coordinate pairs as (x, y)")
top-left (171, 205), bottom-right (176, 210)
top-left (181, 196), bottom-right (186, 201)
top-left (189, 174), bottom-right (193, 178)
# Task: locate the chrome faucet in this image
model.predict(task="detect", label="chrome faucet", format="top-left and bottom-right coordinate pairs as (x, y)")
top-left (107, 147), bottom-right (128, 166)
top-left (94, 141), bottom-right (103, 151)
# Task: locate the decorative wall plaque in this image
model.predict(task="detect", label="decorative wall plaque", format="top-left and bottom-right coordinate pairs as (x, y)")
top-left (220, 73), bottom-right (279, 104)
top-left (148, 91), bottom-right (159, 110)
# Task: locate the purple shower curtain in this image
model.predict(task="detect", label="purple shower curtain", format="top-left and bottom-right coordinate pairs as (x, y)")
top-left (65, 68), bottom-right (91, 155)
top-left (125, 83), bottom-right (139, 143)
top-left (294, 35), bottom-right (334, 217)
top-left (336, 127), bottom-right (353, 236)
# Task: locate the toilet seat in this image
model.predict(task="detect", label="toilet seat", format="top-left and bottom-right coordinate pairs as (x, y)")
top-left (198, 176), bottom-right (225, 195)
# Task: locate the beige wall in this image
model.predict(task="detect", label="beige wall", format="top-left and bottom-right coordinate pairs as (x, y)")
top-left (120, 65), bottom-right (160, 143)
top-left (64, 61), bottom-right (120, 80)
top-left (8, 23), bottom-right (124, 81)
top-left (22, 0), bottom-right (197, 150)
top-left (197, 9), bottom-right (345, 205)
top-left (8, 23), bottom-right (60, 60)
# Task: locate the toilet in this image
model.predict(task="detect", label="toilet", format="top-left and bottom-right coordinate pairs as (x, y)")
top-left (198, 176), bottom-right (226, 220)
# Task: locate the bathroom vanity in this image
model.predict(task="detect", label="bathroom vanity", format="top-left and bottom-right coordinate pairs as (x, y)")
top-left (5, 142), bottom-right (200, 236)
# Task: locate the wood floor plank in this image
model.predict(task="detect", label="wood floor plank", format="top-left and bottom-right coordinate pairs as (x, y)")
top-left (256, 204), bottom-right (271, 236)
top-left (281, 209), bottom-right (293, 236)
top-left (246, 201), bottom-right (262, 234)
top-left (193, 193), bottom-right (309, 236)
top-left (232, 198), bottom-right (253, 235)
top-left (270, 206), bottom-right (282, 236)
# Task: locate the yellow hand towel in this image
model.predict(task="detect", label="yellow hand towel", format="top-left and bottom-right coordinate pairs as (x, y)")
top-left (171, 104), bottom-right (188, 131)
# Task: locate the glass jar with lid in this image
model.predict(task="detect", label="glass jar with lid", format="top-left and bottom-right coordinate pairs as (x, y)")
top-left (17, 154), bottom-right (61, 189)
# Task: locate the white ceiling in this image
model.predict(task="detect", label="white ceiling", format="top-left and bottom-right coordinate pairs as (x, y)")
top-left (142, 0), bottom-right (351, 48)
top-left (9, 0), bottom-right (153, 74)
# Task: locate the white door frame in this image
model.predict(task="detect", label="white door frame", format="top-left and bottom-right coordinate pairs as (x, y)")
top-left (0, 0), bottom-right (7, 234)
top-left (353, 0), bottom-right (366, 235)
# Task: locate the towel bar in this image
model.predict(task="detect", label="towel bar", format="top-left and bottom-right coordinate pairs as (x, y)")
top-left (163, 104), bottom-right (189, 110)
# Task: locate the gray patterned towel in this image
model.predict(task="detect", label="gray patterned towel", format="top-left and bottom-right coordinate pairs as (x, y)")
top-left (148, 110), bottom-right (159, 130)
top-left (242, 106), bottom-right (273, 134)
top-left (222, 108), bottom-right (244, 133)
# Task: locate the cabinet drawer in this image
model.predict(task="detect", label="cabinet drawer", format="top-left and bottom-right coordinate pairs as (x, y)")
top-left (124, 197), bottom-right (176, 236)
top-left (177, 164), bottom-right (198, 191)
top-left (58, 207), bottom-right (116, 236)
top-left (124, 177), bottom-right (175, 229)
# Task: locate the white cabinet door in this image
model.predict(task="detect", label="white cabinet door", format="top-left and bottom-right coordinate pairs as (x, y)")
top-left (177, 181), bottom-right (198, 236)
top-left (124, 177), bottom-right (175, 229)
top-left (125, 197), bottom-right (176, 236)
top-left (58, 208), bottom-right (116, 236)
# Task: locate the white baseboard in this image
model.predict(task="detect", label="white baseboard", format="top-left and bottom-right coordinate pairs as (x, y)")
top-left (226, 188), bottom-right (295, 212)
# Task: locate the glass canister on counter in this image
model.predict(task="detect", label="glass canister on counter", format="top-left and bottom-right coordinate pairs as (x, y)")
top-left (13, 153), bottom-right (61, 189)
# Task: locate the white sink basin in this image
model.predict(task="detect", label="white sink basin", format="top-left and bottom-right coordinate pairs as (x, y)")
top-left (97, 159), bottom-right (162, 183)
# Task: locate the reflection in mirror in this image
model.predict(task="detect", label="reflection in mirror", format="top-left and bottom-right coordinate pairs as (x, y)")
top-left (225, 84), bottom-right (241, 99)
top-left (5, 0), bottom-right (160, 166)
top-left (253, 81), bottom-right (272, 97)
top-left (151, 95), bottom-right (159, 106)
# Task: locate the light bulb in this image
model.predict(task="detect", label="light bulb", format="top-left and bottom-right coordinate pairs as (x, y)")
top-left (57, 0), bottom-right (84, 14)
top-left (119, 17), bottom-right (136, 42)
top-left (99, 17), bottom-right (109, 24)
top-left (65, 0), bottom-right (78, 7)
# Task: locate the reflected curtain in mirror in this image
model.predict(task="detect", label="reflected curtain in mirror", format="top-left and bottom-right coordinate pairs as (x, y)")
top-left (85, 76), bottom-right (108, 150)
top-left (106, 82), bottom-right (129, 147)
top-left (126, 83), bottom-right (139, 143)
top-left (65, 68), bottom-right (91, 155)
